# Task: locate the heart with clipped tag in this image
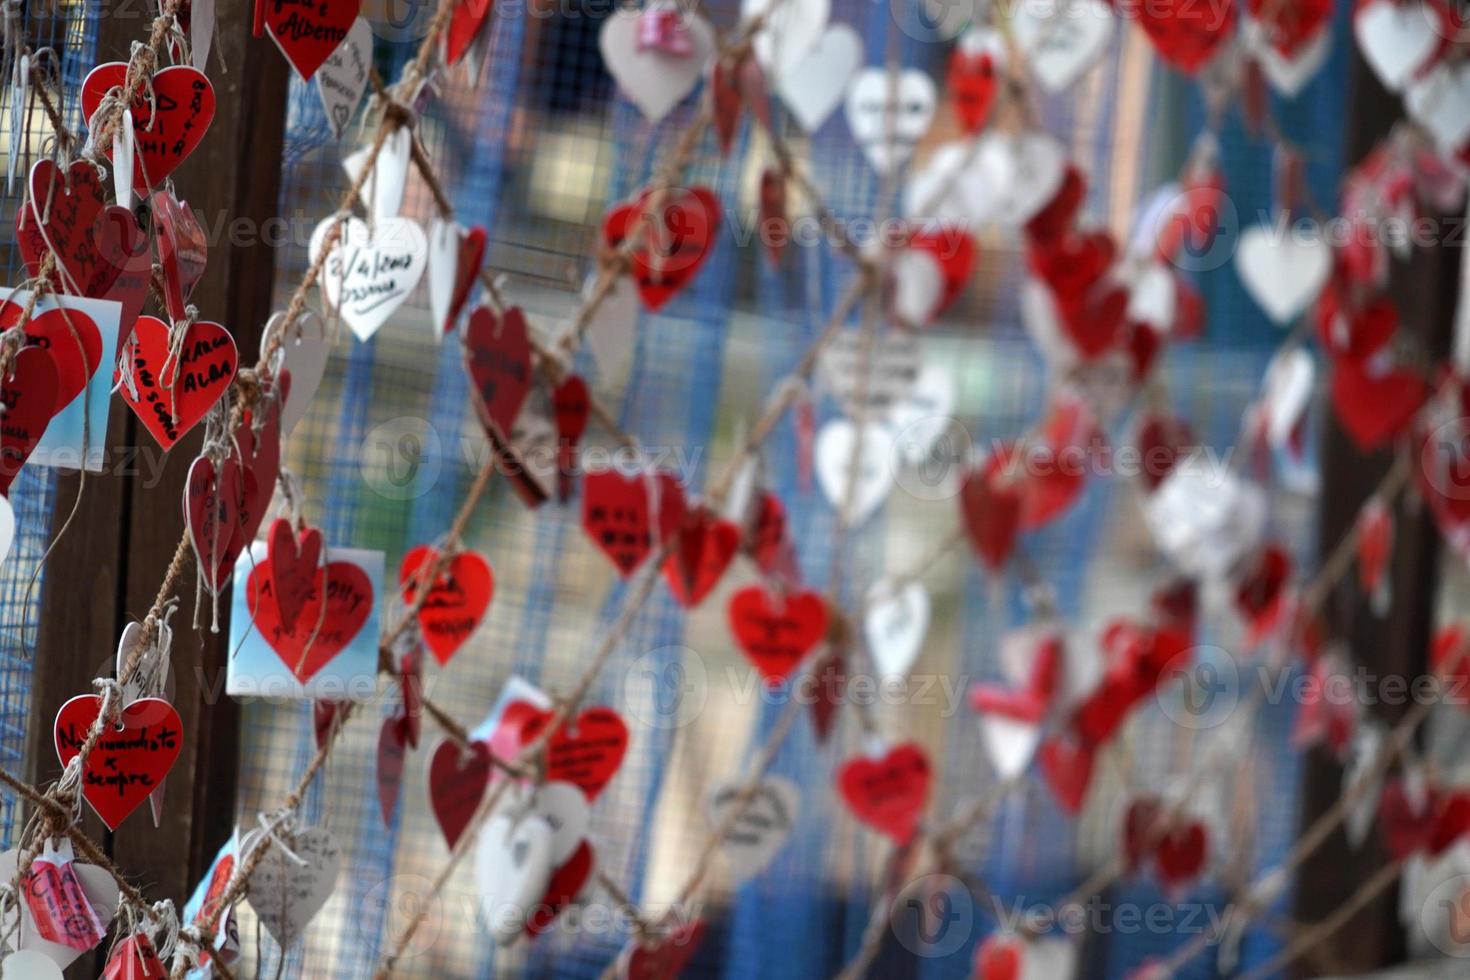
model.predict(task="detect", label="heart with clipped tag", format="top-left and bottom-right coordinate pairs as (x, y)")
top-left (261, 0), bottom-right (362, 80)
top-left (246, 558), bottom-right (373, 682)
top-left (103, 933), bottom-right (167, 980)
top-left (836, 742), bottom-right (931, 842)
top-left (261, 310), bottom-right (328, 437)
top-left (1379, 777), bottom-right (1442, 858)
top-left (80, 64), bottom-right (215, 192)
top-left (598, 5), bottom-right (716, 122)
top-left (428, 220), bottom-right (487, 336)
top-left (185, 455), bottom-right (243, 594)
top-left (121, 315), bottom-right (238, 450)
top-left (400, 545), bottom-right (495, 665)
top-left (1353, 0), bottom-right (1443, 92)
top-left (54, 695), bottom-right (182, 829)
top-left (267, 517), bottom-right (324, 634)
top-left (0, 300), bottom-right (101, 415)
top-left (464, 305), bottom-right (533, 437)
top-left (1154, 819), bottom-right (1209, 892)
top-left (602, 186), bottom-right (720, 310)
top-left (729, 585), bottom-right (828, 682)
top-left (0, 847), bottom-right (120, 970)
top-left (582, 468), bottom-right (686, 575)
top-left (508, 704), bottom-right (630, 800)
top-left (0, 347), bottom-right (59, 495)
top-left (316, 17), bottom-right (372, 136)
top-left (906, 225), bottom-right (976, 318)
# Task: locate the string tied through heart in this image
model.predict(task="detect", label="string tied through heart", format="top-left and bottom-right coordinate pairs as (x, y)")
top-left (252, 809), bottom-right (309, 868)
top-left (171, 923), bottom-right (203, 975)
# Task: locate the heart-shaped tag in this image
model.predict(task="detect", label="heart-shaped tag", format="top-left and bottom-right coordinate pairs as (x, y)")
top-left (1235, 223), bottom-right (1332, 325)
top-left (1012, 0), bottom-right (1114, 91)
top-left (0, 848), bottom-right (120, 969)
top-left (341, 128), bottom-right (411, 223)
top-left (185, 455), bottom-right (243, 594)
top-left (813, 419), bottom-right (895, 524)
top-left (262, 0), bottom-right (362, 80)
top-left (316, 17), bottom-right (372, 136)
top-left (729, 585), bottom-right (828, 682)
top-left (818, 328), bottom-right (922, 419)
top-left (1138, 0), bottom-right (1236, 73)
top-left (1155, 819), bottom-right (1209, 892)
top-left (476, 810), bottom-right (555, 945)
top-left (445, 0), bottom-right (494, 65)
top-left (267, 517), bottom-right (324, 634)
top-left (261, 310), bottom-right (328, 437)
top-left (663, 511), bottom-right (741, 607)
top-left (706, 775), bottom-right (800, 882)
top-left (80, 64), bottom-right (215, 191)
top-left (582, 467), bottom-right (686, 575)
top-left (1038, 734), bottom-right (1095, 813)
top-left (464, 304), bottom-right (533, 438)
top-left (243, 825), bottom-right (341, 946)
top-left (1354, 0), bottom-right (1442, 93)
top-left (510, 704), bottom-right (630, 800)
top-left (0, 347), bottom-right (59, 494)
top-left (1331, 360), bottom-right (1428, 451)
top-left (400, 545), bottom-right (494, 665)
top-left (1406, 61), bottom-right (1470, 152)
top-left (775, 23), bottom-right (860, 132)
top-left (309, 215), bottom-right (428, 341)
top-left (958, 451), bottom-right (1024, 571)
top-left (746, 0), bottom-right (828, 77)
top-left (844, 68), bottom-right (936, 174)
top-left (0, 300), bottom-right (101, 415)
top-left (863, 580), bottom-right (929, 681)
top-left (427, 219), bottom-right (487, 336)
top-left (103, 933), bottom-right (167, 980)
top-left (602, 186), bottom-right (720, 311)
top-left (598, 3), bottom-right (716, 122)
top-left (21, 159), bottom-right (126, 299)
top-left (525, 840), bottom-right (595, 937)
top-left (120, 315), bottom-right (239, 450)
top-left (427, 737), bottom-right (492, 849)
top-left (948, 28), bottom-right (1005, 132)
top-left (54, 695), bottom-right (182, 829)
top-left (836, 742), bottom-right (931, 842)
top-left (151, 190), bottom-right (208, 323)
top-left (245, 557), bottom-right (374, 682)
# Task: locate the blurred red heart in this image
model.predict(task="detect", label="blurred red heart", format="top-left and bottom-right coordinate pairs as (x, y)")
top-left (907, 225), bottom-right (977, 318)
top-left (582, 469), bottom-right (685, 576)
top-left (664, 511), bottom-right (741, 607)
top-left (427, 738), bottom-right (492, 849)
top-left (121, 315), bottom-right (238, 450)
top-left (246, 558), bottom-right (373, 682)
top-left (602, 186), bottom-right (720, 310)
top-left (837, 743), bottom-right (932, 843)
top-left (525, 841), bottom-right (595, 937)
top-left (1331, 362), bottom-right (1428, 452)
top-left (1138, 0), bottom-right (1237, 72)
top-left (400, 545), bottom-right (495, 665)
top-left (1039, 735), bottom-right (1094, 814)
top-left (0, 347), bottom-right (59, 495)
top-left (464, 305), bottom-right (532, 438)
top-left (959, 450), bottom-right (1024, 571)
top-left (513, 705), bottom-right (629, 800)
top-left (728, 586), bottom-right (828, 681)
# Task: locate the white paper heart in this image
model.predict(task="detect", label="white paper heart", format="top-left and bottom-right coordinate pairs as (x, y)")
top-left (309, 215), bottom-right (428, 341)
top-left (1144, 466), bottom-right (1268, 582)
top-left (261, 309), bottom-right (330, 436)
top-left (706, 775), bottom-right (800, 882)
top-left (1343, 721), bottom-right (1385, 849)
top-left (775, 23), bottom-right (861, 132)
top-left (844, 68), bottom-right (937, 175)
top-left (1235, 223), bottom-right (1331, 325)
top-left (599, 3), bottom-right (716, 122)
top-left (818, 328), bottom-right (922, 419)
top-left (981, 131), bottom-right (1068, 227)
top-left (1262, 346), bottom-right (1314, 449)
top-left (1251, 22), bottom-right (1331, 96)
top-left (7, 54), bottom-right (27, 195)
top-left (534, 781), bottom-right (590, 867)
top-left (0, 847), bottom-right (121, 969)
top-left (116, 619), bottom-right (174, 705)
top-left (905, 140), bottom-right (998, 223)
top-left (863, 580), bottom-right (930, 681)
top-left (1354, 1), bottom-right (1440, 93)
top-left (814, 419), bottom-right (895, 524)
top-left (317, 18), bottom-right (373, 139)
top-left (427, 217), bottom-right (462, 343)
top-left (0, 495), bottom-right (14, 571)
top-left (1406, 61), bottom-right (1470, 152)
top-left (889, 362), bottom-right (956, 468)
top-left (746, 0), bottom-right (829, 80)
top-left (1019, 276), bottom-right (1078, 370)
top-left (1012, 0), bottom-right (1114, 92)
top-left (1126, 261), bottom-right (1178, 333)
top-left (342, 126), bottom-right (412, 223)
top-left (889, 248), bottom-right (945, 326)
top-left (978, 714), bottom-right (1043, 780)
top-left (476, 811), bottom-right (556, 946)
top-left (581, 273), bottom-right (639, 382)
top-left (244, 826), bottom-right (342, 947)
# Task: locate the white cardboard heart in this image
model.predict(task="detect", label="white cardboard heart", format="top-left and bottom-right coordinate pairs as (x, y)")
top-left (746, 0), bottom-right (829, 80)
top-left (1354, 1), bottom-right (1440, 93)
top-left (814, 419), bottom-right (895, 524)
top-left (1, 951), bottom-right (63, 979)
top-left (191, 0), bottom-right (216, 71)
top-left (978, 715), bottom-right (1043, 780)
top-left (309, 215), bottom-right (428, 341)
top-left (980, 131), bottom-right (1067, 227)
top-left (261, 308), bottom-right (330, 436)
top-left (1262, 346), bottom-right (1314, 449)
top-left (905, 139), bottom-right (999, 223)
top-left (317, 18), bottom-right (373, 139)
top-left (116, 619), bottom-right (174, 705)
top-left (706, 775), bottom-right (800, 882)
top-left (1235, 223), bottom-right (1331, 325)
top-left (863, 580), bottom-right (930, 681)
top-left (534, 781), bottom-right (591, 867)
top-left (818, 328), bottom-right (923, 419)
top-left (889, 362), bottom-right (956, 468)
top-left (889, 248), bottom-right (945, 326)
top-left (475, 812), bottom-right (556, 946)
top-left (1012, 0), bottom-right (1114, 92)
top-left (1145, 466), bottom-right (1268, 582)
top-left (844, 68), bottom-right (936, 175)
top-left (599, 3), bottom-right (716, 122)
top-left (775, 23), bottom-right (861, 132)
top-left (1126, 262), bottom-right (1178, 333)
top-left (342, 126), bottom-right (412, 223)
top-left (244, 826), bottom-right (342, 947)
top-left (1022, 937), bottom-right (1078, 980)
top-left (0, 847), bottom-right (121, 968)
top-left (427, 217), bottom-right (462, 342)
top-left (1406, 61), bottom-right (1470, 152)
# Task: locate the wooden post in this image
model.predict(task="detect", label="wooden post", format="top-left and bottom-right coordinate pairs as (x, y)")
top-left (1290, 45), bottom-right (1464, 978)
top-left (25, 0), bottom-right (290, 967)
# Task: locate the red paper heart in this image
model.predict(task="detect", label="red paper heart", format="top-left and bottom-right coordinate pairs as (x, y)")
top-left (1233, 544), bottom-right (1292, 645)
top-left (553, 374), bottom-right (590, 500)
top-left (749, 491), bottom-right (794, 578)
top-left (525, 841), bottom-right (594, 937)
top-left (54, 694), bottom-right (182, 830)
top-left (246, 558), bottom-right (374, 682)
top-left (582, 468), bottom-right (685, 576)
top-left (445, 0), bottom-right (494, 66)
top-left (1155, 820), bottom-right (1208, 891)
top-left (21, 159), bottom-right (125, 298)
top-left (0, 300), bottom-right (101, 414)
top-left (602, 186), bottom-right (720, 311)
top-left (759, 168), bottom-right (788, 267)
top-left (728, 585), bottom-right (828, 682)
top-left (1038, 735), bottom-right (1095, 814)
top-left (260, 0), bottom-right (362, 80)
top-left (1331, 362), bottom-right (1428, 452)
top-left (625, 919), bottom-right (708, 980)
top-left (464, 304), bottom-right (532, 438)
top-left (1380, 778), bottom-right (1443, 859)
top-left (104, 932), bottom-right (168, 980)
top-left (947, 47), bottom-right (999, 133)
top-left (98, 205), bottom-right (152, 348)
top-left (1138, 0), bottom-right (1237, 73)
top-left (152, 190), bottom-right (208, 322)
top-left (81, 64), bottom-right (216, 191)
top-left (427, 738), bottom-right (492, 849)
top-left (513, 705), bottom-right (629, 800)
top-left (907, 225), bottom-right (977, 318)
top-left (1123, 797), bottom-right (1164, 871)
top-left (1431, 792), bottom-right (1470, 856)
top-left (664, 512), bottom-right (741, 607)
top-left (1056, 282), bottom-right (1128, 359)
top-left (267, 518), bottom-right (324, 635)
top-left (1316, 289), bottom-right (1397, 364)
top-left (184, 455), bottom-right (243, 594)
top-left (314, 699), bottom-right (347, 748)
top-left (959, 450), bottom-right (1024, 571)
top-left (0, 347), bottom-right (59, 494)
top-left (837, 743), bottom-right (931, 843)
top-left (974, 935), bottom-right (1023, 980)
top-left (400, 545), bottom-right (495, 665)
top-left (809, 650), bottom-right (845, 743)
top-left (969, 635), bottom-right (1061, 724)
top-left (121, 316), bottom-right (239, 450)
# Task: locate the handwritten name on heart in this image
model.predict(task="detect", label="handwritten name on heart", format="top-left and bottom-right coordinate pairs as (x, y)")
top-left (262, 0), bottom-right (361, 81)
top-left (581, 468), bottom-right (686, 576)
top-left (81, 64), bottom-right (215, 192)
top-left (310, 215), bottom-right (427, 341)
top-left (602, 186), bottom-right (720, 311)
top-left (121, 316), bottom-right (238, 450)
top-left (728, 586), bottom-right (828, 682)
top-left (245, 558), bottom-right (373, 682)
top-left (464, 304), bottom-right (533, 438)
top-left (507, 702), bottom-right (629, 800)
top-left (0, 299), bottom-right (101, 415)
top-left (399, 545), bottom-right (494, 665)
top-left (836, 742), bottom-right (931, 843)
top-left (53, 695), bottom-right (182, 830)
top-left (21, 159), bottom-right (127, 299)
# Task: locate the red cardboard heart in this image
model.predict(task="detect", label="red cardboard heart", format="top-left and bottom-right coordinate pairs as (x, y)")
top-left (513, 705), bottom-right (629, 800)
top-left (525, 841), bottom-right (594, 937)
top-left (1138, 0), bottom-right (1236, 73)
top-left (1039, 734), bottom-right (1095, 814)
top-left (1380, 778), bottom-right (1442, 859)
top-left (837, 743), bottom-right (931, 843)
top-left (121, 315), bottom-right (238, 450)
top-left (54, 694), bottom-right (182, 829)
top-left (21, 159), bottom-right (125, 298)
top-left (400, 545), bottom-right (495, 665)
top-left (152, 190), bottom-right (209, 322)
top-left (1331, 361), bottom-right (1428, 452)
top-left (445, 0), bottom-right (494, 66)
top-left (728, 585), bottom-right (828, 682)
top-left (602, 186), bottom-right (720, 311)
top-left (246, 557), bottom-right (373, 682)
top-left (427, 738), bottom-right (492, 849)
top-left (968, 635), bottom-right (1061, 724)
top-left (103, 932), bottom-right (168, 980)
top-left (445, 225), bottom-right (487, 334)
top-left (1135, 411), bottom-right (1194, 493)
top-left (81, 64), bottom-right (216, 191)
top-left (1024, 164), bottom-right (1087, 245)
top-left (974, 935), bottom-right (1023, 980)
top-left (907, 225), bottom-right (977, 318)
top-left (1233, 544), bottom-right (1292, 646)
top-left (0, 347), bottom-right (59, 494)
top-left (947, 46), bottom-right (999, 133)
top-left (553, 374), bottom-right (590, 500)
top-left (959, 450), bottom-right (1023, 571)
top-left (1123, 797), bottom-right (1164, 871)
top-left (464, 304), bottom-right (533, 438)
top-left (267, 518), bottom-right (324, 634)
top-left (184, 455), bottom-right (243, 594)
top-left (1155, 820), bottom-right (1208, 891)
top-left (1246, 0), bottom-right (1331, 56)
top-left (0, 300), bottom-right (101, 414)
top-left (260, 0), bottom-right (362, 80)
top-left (582, 468), bottom-right (685, 576)
top-left (377, 713), bottom-right (406, 827)
top-left (663, 511), bottom-right (741, 607)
